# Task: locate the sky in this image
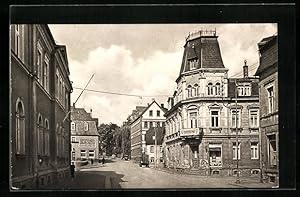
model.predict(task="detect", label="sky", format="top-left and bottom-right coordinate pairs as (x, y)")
top-left (49, 24), bottom-right (277, 126)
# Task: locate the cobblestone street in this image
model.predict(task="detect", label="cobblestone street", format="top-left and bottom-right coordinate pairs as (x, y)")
top-left (45, 158), bottom-right (274, 190)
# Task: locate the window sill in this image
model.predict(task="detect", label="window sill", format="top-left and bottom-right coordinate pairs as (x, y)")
top-left (251, 158), bottom-right (259, 160)
top-left (15, 153), bottom-right (27, 158)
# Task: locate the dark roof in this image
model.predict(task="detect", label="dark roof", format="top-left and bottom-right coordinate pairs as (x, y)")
top-left (255, 35), bottom-right (278, 76)
top-left (179, 36), bottom-right (225, 75)
top-left (71, 107), bottom-right (94, 121)
top-left (227, 78), bottom-right (259, 98)
top-left (71, 107), bottom-right (99, 136)
top-left (145, 127), bottom-right (165, 145)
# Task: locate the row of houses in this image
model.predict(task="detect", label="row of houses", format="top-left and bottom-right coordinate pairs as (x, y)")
top-left (127, 30), bottom-right (278, 185)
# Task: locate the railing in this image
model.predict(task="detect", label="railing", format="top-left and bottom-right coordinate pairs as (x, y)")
top-left (180, 128), bottom-right (203, 137)
top-left (185, 29), bottom-right (217, 41)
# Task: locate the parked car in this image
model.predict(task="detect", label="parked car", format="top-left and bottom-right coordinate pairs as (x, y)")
top-left (139, 153), bottom-right (149, 167)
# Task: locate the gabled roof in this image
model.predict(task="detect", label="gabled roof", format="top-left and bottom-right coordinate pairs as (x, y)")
top-left (130, 100), bottom-right (167, 124)
top-left (227, 78), bottom-right (259, 98)
top-left (71, 107), bottom-right (99, 136)
top-left (145, 127), bottom-right (165, 145)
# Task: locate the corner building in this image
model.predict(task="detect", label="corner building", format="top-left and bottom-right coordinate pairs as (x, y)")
top-left (10, 24), bottom-right (72, 189)
top-left (164, 30), bottom-right (260, 177)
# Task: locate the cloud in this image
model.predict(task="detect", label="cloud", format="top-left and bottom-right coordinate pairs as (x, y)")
top-left (50, 24), bottom-right (277, 125)
top-left (70, 45), bottom-right (181, 125)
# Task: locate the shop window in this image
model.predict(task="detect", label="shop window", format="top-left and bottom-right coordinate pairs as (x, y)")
top-left (150, 157), bottom-right (154, 163)
top-left (81, 150), bottom-right (86, 158)
top-left (89, 150), bottom-right (95, 158)
top-left (251, 169), bottom-right (260, 175)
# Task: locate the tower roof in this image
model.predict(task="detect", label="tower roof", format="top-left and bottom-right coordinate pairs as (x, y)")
top-left (178, 30), bottom-right (225, 77)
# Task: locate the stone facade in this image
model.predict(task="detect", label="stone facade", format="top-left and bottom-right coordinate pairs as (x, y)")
top-left (10, 24), bottom-right (72, 189)
top-left (255, 35), bottom-right (279, 185)
top-left (164, 30), bottom-right (260, 177)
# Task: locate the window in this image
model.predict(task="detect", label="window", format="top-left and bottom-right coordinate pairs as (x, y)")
top-left (89, 150), bottom-right (95, 158)
top-left (150, 146), bottom-right (154, 153)
top-left (71, 137), bottom-right (76, 143)
top-left (251, 142), bottom-right (259, 159)
top-left (150, 157), bottom-right (155, 163)
top-left (194, 84), bottom-right (199, 96)
top-left (80, 150), bottom-right (86, 158)
top-left (43, 54), bottom-right (49, 91)
top-left (37, 115), bottom-right (43, 155)
top-left (188, 58), bottom-right (198, 70)
top-left (160, 157), bottom-right (164, 163)
top-left (71, 151), bottom-right (75, 161)
top-left (84, 122), bottom-right (89, 131)
top-left (251, 169), bottom-right (260, 175)
top-left (215, 83), bottom-right (221, 96)
top-left (144, 121), bottom-right (148, 128)
top-left (187, 85), bottom-right (192, 98)
top-left (15, 99), bottom-right (25, 154)
top-left (14, 25), bottom-right (24, 61)
top-left (211, 110), bottom-right (219, 128)
top-left (142, 134), bottom-right (145, 142)
top-left (44, 119), bottom-right (50, 156)
top-left (162, 122), bottom-right (165, 127)
top-left (149, 122), bottom-right (153, 128)
top-left (189, 112), bottom-right (197, 128)
top-left (149, 110), bottom-right (153, 117)
top-left (232, 142), bottom-right (241, 160)
top-left (268, 135), bottom-right (277, 166)
top-left (156, 122), bottom-right (160, 127)
top-left (249, 110), bottom-right (259, 128)
top-left (238, 84), bottom-right (251, 96)
top-left (71, 122), bottom-right (75, 131)
top-left (157, 110), bottom-right (160, 117)
top-left (208, 83), bottom-right (213, 96)
top-left (37, 42), bottom-right (43, 81)
top-left (160, 146), bottom-right (163, 153)
top-left (231, 110), bottom-right (241, 128)
top-left (267, 86), bottom-right (274, 113)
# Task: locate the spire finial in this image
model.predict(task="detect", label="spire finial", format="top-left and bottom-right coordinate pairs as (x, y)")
top-left (244, 59), bottom-right (247, 66)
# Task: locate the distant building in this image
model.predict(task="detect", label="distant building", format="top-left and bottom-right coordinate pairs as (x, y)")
top-left (129, 100), bottom-right (167, 162)
top-left (10, 24), bottom-right (72, 189)
top-left (255, 35), bottom-right (278, 185)
top-left (164, 30), bottom-right (260, 176)
top-left (145, 127), bottom-right (165, 167)
top-left (70, 107), bottom-right (100, 164)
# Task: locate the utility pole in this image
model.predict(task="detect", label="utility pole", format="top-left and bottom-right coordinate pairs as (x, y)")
top-left (154, 127), bottom-right (157, 168)
top-left (235, 79), bottom-right (240, 184)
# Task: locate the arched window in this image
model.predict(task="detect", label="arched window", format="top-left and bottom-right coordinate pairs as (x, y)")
top-left (44, 119), bottom-right (49, 156)
top-left (37, 115), bottom-right (43, 155)
top-left (215, 83), bottom-right (221, 96)
top-left (208, 83), bottom-right (213, 96)
top-left (187, 85), bottom-right (192, 98)
top-left (16, 99), bottom-right (25, 154)
top-left (194, 84), bottom-right (199, 96)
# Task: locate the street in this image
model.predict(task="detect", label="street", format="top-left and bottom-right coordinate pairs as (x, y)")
top-left (45, 158), bottom-right (274, 190)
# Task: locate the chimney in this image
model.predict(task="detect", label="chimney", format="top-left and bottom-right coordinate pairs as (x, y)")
top-left (90, 109), bottom-right (92, 117)
top-left (73, 102), bottom-right (76, 108)
top-left (161, 104), bottom-right (164, 108)
top-left (243, 60), bottom-right (248, 78)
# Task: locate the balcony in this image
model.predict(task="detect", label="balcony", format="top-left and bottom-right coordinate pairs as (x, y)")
top-left (180, 128), bottom-right (203, 139)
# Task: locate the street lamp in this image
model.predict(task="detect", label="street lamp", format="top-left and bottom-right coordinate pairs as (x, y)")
top-left (234, 80), bottom-right (240, 184)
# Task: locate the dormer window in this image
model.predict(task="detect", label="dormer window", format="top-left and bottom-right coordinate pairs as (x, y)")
top-left (238, 83), bottom-right (251, 96)
top-left (188, 58), bottom-right (198, 70)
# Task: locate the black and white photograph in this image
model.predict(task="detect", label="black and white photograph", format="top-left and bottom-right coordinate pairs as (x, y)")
top-left (6, 4), bottom-right (296, 192)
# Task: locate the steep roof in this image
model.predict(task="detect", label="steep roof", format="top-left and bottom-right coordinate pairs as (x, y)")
top-left (145, 127), bottom-right (165, 145)
top-left (71, 107), bottom-right (99, 136)
top-left (179, 34), bottom-right (225, 76)
top-left (255, 35), bottom-right (278, 76)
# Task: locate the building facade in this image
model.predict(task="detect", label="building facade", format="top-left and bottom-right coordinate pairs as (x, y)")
top-left (145, 127), bottom-right (165, 167)
top-left (129, 100), bottom-right (167, 162)
top-left (10, 24), bottom-right (72, 189)
top-left (164, 30), bottom-right (260, 177)
top-left (255, 35), bottom-right (278, 185)
top-left (70, 107), bottom-right (100, 165)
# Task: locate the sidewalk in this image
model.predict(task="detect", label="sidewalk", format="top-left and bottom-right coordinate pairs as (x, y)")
top-left (43, 167), bottom-right (108, 190)
top-left (153, 167), bottom-right (274, 188)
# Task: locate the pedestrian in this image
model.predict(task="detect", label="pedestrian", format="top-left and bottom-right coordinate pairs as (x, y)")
top-left (70, 162), bottom-right (75, 179)
top-left (91, 158), bottom-right (94, 165)
top-left (102, 157), bottom-right (105, 165)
